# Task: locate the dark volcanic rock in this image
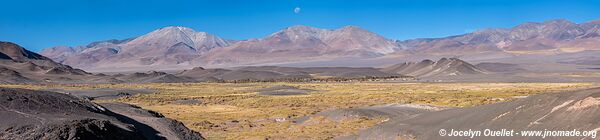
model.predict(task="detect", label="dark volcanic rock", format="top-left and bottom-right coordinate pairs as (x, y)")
top-left (100, 103), bottom-right (205, 140)
top-left (0, 88), bottom-right (144, 140)
top-left (2, 119), bottom-right (144, 140)
top-left (0, 88), bottom-right (204, 140)
top-left (44, 88), bottom-right (156, 100)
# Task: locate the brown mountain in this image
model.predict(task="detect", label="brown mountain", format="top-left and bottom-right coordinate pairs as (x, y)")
top-left (41, 26), bottom-right (230, 70)
top-left (42, 25), bottom-right (399, 71)
top-left (201, 26), bottom-right (399, 65)
top-left (0, 41), bottom-right (93, 83)
top-left (39, 39), bottom-right (134, 63)
top-left (41, 18), bottom-right (600, 71)
top-left (0, 42), bottom-right (60, 64)
top-left (380, 58), bottom-right (485, 77)
top-left (398, 19), bottom-right (600, 55)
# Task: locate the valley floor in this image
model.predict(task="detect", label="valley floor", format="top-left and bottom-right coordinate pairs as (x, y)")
top-left (1, 82), bottom-right (596, 139)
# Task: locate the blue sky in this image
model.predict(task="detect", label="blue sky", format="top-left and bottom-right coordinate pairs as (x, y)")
top-left (1, 0), bottom-right (599, 52)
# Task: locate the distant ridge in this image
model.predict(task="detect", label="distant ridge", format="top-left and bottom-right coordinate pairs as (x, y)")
top-left (0, 41), bottom-right (92, 83)
top-left (40, 18), bottom-right (600, 71)
top-left (41, 26), bottom-right (230, 70)
top-left (42, 25), bottom-right (399, 70)
top-left (201, 25), bottom-right (399, 65)
top-left (380, 58), bottom-right (485, 77)
top-left (1, 42), bottom-right (50, 61)
top-left (2, 42), bottom-right (410, 84)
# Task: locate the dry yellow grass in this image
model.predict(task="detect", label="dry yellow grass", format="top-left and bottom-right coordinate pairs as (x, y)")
top-left (1, 82), bottom-right (595, 139)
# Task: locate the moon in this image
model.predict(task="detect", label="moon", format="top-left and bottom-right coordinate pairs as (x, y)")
top-left (294, 7), bottom-right (301, 14)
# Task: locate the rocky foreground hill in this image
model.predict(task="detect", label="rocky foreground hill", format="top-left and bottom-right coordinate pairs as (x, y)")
top-left (0, 88), bottom-right (204, 140)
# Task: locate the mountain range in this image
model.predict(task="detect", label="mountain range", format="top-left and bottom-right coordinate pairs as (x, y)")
top-left (3, 41), bottom-right (495, 84)
top-left (399, 19), bottom-right (600, 55)
top-left (41, 18), bottom-right (600, 71)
